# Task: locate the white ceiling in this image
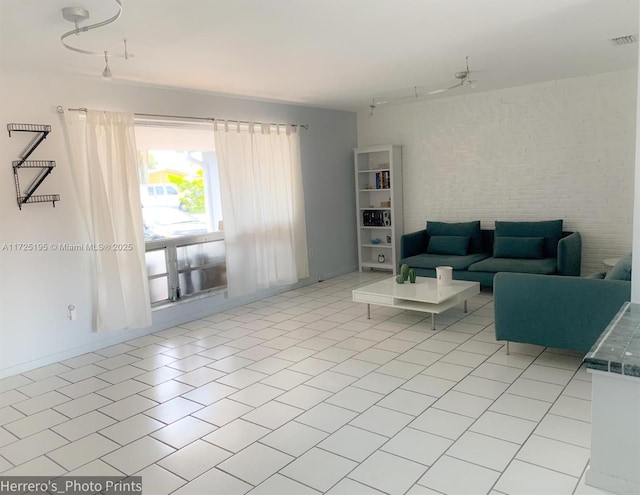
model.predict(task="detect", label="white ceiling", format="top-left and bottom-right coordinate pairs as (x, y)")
top-left (0, 0), bottom-right (638, 111)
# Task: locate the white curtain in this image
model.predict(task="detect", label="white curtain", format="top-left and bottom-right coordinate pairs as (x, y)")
top-left (214, 121), bottom-right (309, 297)
top-left (62, 111), bottom-right (151, 331)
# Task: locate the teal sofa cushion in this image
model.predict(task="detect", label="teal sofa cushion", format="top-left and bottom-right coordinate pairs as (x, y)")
top-left (427, 236), bottom-right (470, 256)
top-left (401, 253), bottom-right (489, 271)
top-left (494, 236), bottom-right (544, 259)
top-left (495, 220), bottom-right (562, 258)
top-left (605, 253), bottom-right (632, 281)
top-left (587, 272), bottom-right (606, 280)
top-left (468, 257), bottom-right (557, 275)
top-left (426, 221), bottom-right (483, 254)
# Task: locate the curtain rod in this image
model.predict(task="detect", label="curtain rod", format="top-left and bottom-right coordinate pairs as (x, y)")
top-left (56, 106), bottom-right (309, 129)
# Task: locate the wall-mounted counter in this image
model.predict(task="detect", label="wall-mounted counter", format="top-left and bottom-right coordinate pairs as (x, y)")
top-left (583, 301), bottom-right (640, 495)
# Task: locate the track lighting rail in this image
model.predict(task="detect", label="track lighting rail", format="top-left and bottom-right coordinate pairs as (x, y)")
top-left (60, 0), bottom-right (131, 79)
top-left (60, 0), bottom-right (124, 57)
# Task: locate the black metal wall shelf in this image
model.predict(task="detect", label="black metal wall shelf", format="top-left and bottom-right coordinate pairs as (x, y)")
top-left (7, 123), bottom-right (60, 209)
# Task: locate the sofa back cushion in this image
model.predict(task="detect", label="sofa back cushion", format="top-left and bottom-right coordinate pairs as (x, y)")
top-left (493, 236), bottom-right (544, 259)
top-left (494, 220), bottom-right (563, 258)
top-left (427, 236), bottom-right (470, 256)
top-left (605, 253), bottom-right (632, 281)
top-left (426, 221), bottom-right (483, 254)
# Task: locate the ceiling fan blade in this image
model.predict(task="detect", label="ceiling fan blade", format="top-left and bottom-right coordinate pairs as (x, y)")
top-left (425, 82), bottom-right (462, 96)
top-left (369, 96), bottom-right (390, 107)
top-left (426, 78), bottom-right (464, 95)
top-left (369, 97), bottom-right (391, 116)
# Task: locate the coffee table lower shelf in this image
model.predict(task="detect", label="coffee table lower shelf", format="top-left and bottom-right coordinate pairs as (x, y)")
top-left (352, 277), bottom-right (480, 330)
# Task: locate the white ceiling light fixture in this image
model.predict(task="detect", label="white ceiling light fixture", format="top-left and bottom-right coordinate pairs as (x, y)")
top-left (60, 0), bottom-right (133, 80)
top-left (369, 56), bottom-right (477, 115)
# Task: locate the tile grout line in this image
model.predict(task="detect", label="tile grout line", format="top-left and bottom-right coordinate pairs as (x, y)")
top-left (409, 344), bottom-right (532, 493)
top-left (0, 276), bottom-right (595, 495)
top-left (484, 354), bottom-right (591, 494)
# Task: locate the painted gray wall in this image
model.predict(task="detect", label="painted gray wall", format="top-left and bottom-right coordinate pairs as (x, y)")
top-left (0, 70), bottom-right (357, 377)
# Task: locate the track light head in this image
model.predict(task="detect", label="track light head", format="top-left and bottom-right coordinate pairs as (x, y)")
top-left (102, 51), bottom-right (113, 80)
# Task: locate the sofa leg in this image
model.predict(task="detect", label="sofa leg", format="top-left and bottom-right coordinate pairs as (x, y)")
top-left (463, 300), bottom-right (468, 313)
top-left (505, 341), bottom-right (510, 355)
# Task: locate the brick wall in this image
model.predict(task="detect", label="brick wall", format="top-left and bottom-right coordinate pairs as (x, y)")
top-left (357, 70), bottom-right (637, 275)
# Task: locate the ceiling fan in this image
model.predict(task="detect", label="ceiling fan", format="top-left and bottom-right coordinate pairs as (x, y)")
top-left (369, 56), bottom-right (477, 115)
top-left (426, 56), bottom-right (476, 95)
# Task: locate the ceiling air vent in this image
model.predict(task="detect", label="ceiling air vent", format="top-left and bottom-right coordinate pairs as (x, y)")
top-left (611, 34), bottom-right (638, 46)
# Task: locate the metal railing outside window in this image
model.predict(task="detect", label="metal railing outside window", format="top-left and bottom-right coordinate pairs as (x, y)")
top-left (145, 232), bottom-right (226, 305)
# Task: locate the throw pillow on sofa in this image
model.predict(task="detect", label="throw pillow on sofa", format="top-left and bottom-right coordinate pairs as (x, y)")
top-left (427, 236), bottom-right (470, 256)
top-left (494, 236), bottom-right (544, 259)
top-left (605, 253), bottom-right (632, 281)
top-left (494, 219), bottom-right (562, 258)
top-left (426, 220), bottom-right (483, 253)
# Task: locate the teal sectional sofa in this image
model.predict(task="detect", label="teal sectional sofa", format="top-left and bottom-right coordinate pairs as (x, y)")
top-left (400, 220), bottom-right (581, 287)
top-left (494, 254), bottom-right (632, 353)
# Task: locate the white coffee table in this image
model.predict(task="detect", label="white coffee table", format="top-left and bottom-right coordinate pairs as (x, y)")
top-left (352, 276), bottom-right (480, 330)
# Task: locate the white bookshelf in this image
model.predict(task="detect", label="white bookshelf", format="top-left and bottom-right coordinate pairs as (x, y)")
top-left (354, 145), bottom-right (403, 274)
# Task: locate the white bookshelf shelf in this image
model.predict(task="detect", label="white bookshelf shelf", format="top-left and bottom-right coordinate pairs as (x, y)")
top-left (354, 145), bottom-right (403, 275)
top-left (361, 261), bottom-right (394, 270)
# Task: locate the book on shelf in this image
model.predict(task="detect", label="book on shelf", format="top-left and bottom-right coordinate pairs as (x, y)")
top-left (373, 171), bottom-right (390, 189)
top-left (362, 210), bottom-right (391, 227)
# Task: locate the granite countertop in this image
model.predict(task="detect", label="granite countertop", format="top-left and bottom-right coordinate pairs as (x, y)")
top-left (584, 302), bottom-right (640, 377)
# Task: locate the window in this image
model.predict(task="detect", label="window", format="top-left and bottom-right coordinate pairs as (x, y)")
top-left (135, 122), bottom-right (226, 304)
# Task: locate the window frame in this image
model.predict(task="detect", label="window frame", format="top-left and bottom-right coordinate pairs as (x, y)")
top-left (135, 119), bottom-right (226, 306)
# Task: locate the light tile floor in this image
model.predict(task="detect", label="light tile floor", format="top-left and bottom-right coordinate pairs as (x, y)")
top-left (0, 271), bottom-right (616, 494)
